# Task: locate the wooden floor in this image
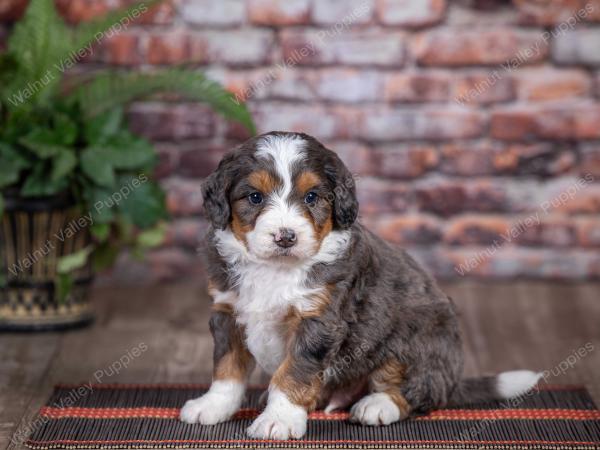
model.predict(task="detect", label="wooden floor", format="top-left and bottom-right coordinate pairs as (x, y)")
top-left (1, 280), bottom-right (599, 449)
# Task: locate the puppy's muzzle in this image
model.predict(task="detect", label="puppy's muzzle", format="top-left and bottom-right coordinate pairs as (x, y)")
top-left (273, 228), bottom-right (297, 248)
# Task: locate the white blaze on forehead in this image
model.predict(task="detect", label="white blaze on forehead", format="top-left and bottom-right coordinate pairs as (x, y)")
top-left (256, 134), bottom-right (306, 197)
top-left (248, 134), bottom-right (315, 260)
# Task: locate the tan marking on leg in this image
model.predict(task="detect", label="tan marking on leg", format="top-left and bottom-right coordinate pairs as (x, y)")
top-left (213, 309), bottom-right (254, 383)
top-left (271, 357), bottom-right (322, 412)
top-left (369, 359), bottom-right (412, 418)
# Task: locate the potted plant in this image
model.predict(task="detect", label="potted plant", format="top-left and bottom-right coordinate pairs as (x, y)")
top-left (0, 0), bottom-right (255, 330)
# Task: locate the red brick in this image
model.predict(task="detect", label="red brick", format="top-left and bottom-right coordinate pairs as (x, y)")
top-left (514, 216), bottom-right (577, 248)
top-left (514, 68), bottom-right (592, 101)
top-left (154, 144), bottom-right (180, 180)
top-left (444, 215), bottom-right (510, 246)
top-left (576, 217), bottom-right (600, 247)
top-left (191, 30), bottom-right (275, 65)
top-left (384, 72), bottom-right (449, 102)
top-left (206, 68), bottom-right (276, 103)
top-left (553, 29), bottom-right (600, 67)
top-left (453, 72), bottom-right (515, 105)
top-left (312, 0), bottom-right (374, 25)
top-left (369, 214), bottom-right (442, 245)
top-left (579, 144), bottom-right (600, 177)
top-left (314, 69), bottom-right (381, 103)
top-left (376, 0), bottom-right (446, 27)
top-left (254, 103), bottom-right (359, 140)
top-left (415, 179), bottom-right (508, 216)
top-left (180, 0), bottom-right (245, 26)
top-left (538, 176), bottom-right (600, 214)
top-left (146, 32), bottom-right (191, 65)
top-left (55, 0), bottom-right (173, 25)
top-left (357, 178), bottom-right (412, 214)
top-left (178, 143), bottom-right (228, 178)
top-left (55, 0), bottom-right (113, 23)
top-left (162, 177), bottom-right (204, 216)
top-left (514, 0), bottom-right (599, 26)
top-left (413, 29), bottom-right (548, 66)
top-left (439, 142), bottom-right (497, 176)
top-left (128, 103), bottom-right (217, 141)
top-left (491, 104), bottom-right (600, 141)
top-left (266, 69), bottom-right (316, 101)
top-left (494, 144), bottom-right (575, 176)
top-left (280, 29), bottom-right (406, 67)
top-left (474, 248), bottom-right (593, 279)
top-left (372, 145), bottom-right (438, 179)
top-left (248, 0), bottom-right (310, 25)
top-left (440, 142), bottom-right (575, 177)
top-left (325, 141), bottom-right (375, 176)
top-left (100, 33), bottom-right (140, 65)
top-left (359, 108), bottom-right (485, 141)
top-left (0, 0), bottom-right (27, 22)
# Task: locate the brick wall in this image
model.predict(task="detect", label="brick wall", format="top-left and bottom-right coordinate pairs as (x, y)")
top-left (2, 0), bottom-right (600, 282)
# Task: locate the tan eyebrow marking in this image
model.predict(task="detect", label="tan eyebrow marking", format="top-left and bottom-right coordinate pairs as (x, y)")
top-left (296, 171), bottom-right (321, 193)
top-left (247, 169), bottom-right (280, 194)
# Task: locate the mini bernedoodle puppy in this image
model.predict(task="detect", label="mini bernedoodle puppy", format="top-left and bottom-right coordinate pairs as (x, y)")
top-left (180, 131), bottom-right (541, 440)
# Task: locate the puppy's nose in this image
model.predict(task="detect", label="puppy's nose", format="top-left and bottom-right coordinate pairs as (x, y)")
top-left (274, 228), bottom-right (297, 248)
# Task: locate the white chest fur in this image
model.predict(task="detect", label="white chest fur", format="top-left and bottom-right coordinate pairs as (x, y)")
top-left (235, 262), bottom-right (319, 374)
top-left (212, 228), bottom-right (351, 375)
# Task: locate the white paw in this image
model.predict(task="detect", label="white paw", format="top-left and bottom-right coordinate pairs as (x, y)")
top-left (180, 381), bottom-right (244, 425)
top-left (350, 393), bottom-right (401, 426)
top-left (247, 389), bottom-right (307, 440)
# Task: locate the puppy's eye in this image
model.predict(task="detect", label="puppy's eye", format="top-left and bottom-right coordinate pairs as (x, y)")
top-left (304, 191), bottom-right (318, 204)
top-left (248, 192), bottom-right (263, 205)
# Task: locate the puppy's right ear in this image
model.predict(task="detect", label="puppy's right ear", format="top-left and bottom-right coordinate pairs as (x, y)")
top-left (202, 155), bottom-right (234, 230)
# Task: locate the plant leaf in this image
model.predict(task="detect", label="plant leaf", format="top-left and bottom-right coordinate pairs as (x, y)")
top-left (57, 246), bottom-right (93, 274)
top-left (84, 107), bottom-right (124, 145)
top-left (81, 146), bottom-right (116, 187)
top-left (117, 176), bottom-right (167, 229)
top-left (107, 135), bottom-right (155, 170)
top-left (90, 223), bottom-right (111, 242)
top-left (92, 242), bottom-right (120, 271)
top-left (51, 148), bottom-right (77, 182)
top-left (55, 273), bottom-right (73, 303)
top-left (70, 69), bottom-right (255, 133)
top-left (136, 222), bottom-right (166, 249)
top-left (21, 164), bottom-right (69, 196)
top-left (86, 187), bottom-right (116, 224)
top-left (19, 129), bottom-right (71, 158)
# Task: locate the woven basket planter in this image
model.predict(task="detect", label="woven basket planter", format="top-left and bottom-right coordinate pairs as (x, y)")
top-left (0, 194), bottom-right (94, 331)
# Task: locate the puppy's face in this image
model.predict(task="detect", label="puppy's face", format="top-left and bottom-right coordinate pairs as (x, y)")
top-left (203, 132), bottom-right (358, 262)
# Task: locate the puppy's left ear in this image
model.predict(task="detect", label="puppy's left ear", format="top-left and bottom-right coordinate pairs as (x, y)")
top-left (325, 152), bottom-right (359, 229)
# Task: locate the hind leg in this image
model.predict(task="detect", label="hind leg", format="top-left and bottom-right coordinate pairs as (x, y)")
top-left (349, 359), bottom-right (412, 426)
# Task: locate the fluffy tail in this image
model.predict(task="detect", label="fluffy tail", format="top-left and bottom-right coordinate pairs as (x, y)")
top-left (447, 370), bottom-right (543, 406)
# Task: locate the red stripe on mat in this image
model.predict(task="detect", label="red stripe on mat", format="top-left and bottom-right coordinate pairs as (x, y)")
top-left (25, 438), bottom-right (600, 446)
top-left (39, 406), bottom-right (600, 421)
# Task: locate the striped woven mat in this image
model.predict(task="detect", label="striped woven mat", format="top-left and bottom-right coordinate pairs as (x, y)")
top-left (25, 384), bottom-right (600, 449)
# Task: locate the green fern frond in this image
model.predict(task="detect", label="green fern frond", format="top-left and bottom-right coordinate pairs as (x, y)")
top-left (70, 69), bottom-right (256, 134)
top-left (2, 0), bottom-right (162, 109)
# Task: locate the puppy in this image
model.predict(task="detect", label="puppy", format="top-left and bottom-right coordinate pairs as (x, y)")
top-left (180, 131), bottom-right (541, 440)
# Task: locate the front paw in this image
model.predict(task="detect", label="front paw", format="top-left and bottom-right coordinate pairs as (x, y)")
top-left (247, 408), bottom-right (307, 440)
top-left (180, 381), bottom-right (244, 425)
